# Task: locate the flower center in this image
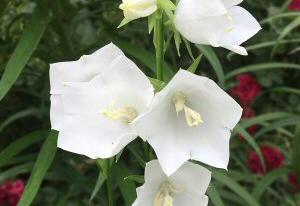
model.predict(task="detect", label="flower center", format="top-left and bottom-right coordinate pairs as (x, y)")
top-left (224, 13), bottom-right (234, 32)
top-left (172, 92), bottom-right (204, 127)
top-left (153, 181), bottom-right (184, 206)
top-left (101, 100), bottom-right (137, 123)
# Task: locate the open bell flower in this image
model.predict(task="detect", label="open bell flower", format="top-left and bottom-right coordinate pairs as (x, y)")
top-left (132, 160), bottom-right (211, 206)
top-left (174, 0), bottom-right (262, 55)
top-left (50, 43), bottom-right (124, 131)
top-left (134, 69), bottom-right (242, 176)
top-left (50, 44), bottom-right (154, 159)
top-left (119, 0), bottom-right (157, 22)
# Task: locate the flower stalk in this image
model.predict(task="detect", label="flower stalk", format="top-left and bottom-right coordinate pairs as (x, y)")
top-left (155, 8), bottom-right (164, 81)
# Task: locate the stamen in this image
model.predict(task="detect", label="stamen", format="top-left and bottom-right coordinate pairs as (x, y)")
top-left (101, 101), bottom-right (137, 123)
top-left (153, 181), bottom-right (184, 206)
top-left (224, 13), bottom-right (233, 32)
top-left (172, 92), bottom-right (204, 127)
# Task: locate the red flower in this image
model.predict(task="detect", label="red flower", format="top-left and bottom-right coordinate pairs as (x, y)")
top-left (0, 180), bottom-right (25, 206)
top-left (238, 107), bottom-right (259, 140)
top-left (230, 74), bottom-right (261, 106)
top-left (288, 172), bottom-right (300, 193)
top-left (289, 0), bottom-right (300, 11)
top-left (248, 145), bottom-right (285, 175)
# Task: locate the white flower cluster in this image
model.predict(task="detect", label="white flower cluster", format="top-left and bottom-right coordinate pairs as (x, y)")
top-left (50, 0), bottom-right (260, 205)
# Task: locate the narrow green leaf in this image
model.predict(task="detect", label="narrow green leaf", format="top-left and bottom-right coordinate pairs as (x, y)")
top-left (0, 130), bottom-right (47, 167)
top-left (124, 175), bottom-right (145, 184)
top-left (271, 16), bottom-right (300, 58)
top-left (0, 3), bottom-right (50, 101)
top-left (187, 54), bottom-right (203, 73)
top-left (18, 130), bottom-right (58, 206)
top-left (292, 125), bottom-right (300, 174)
top-left (252, 167), bottom-right (290, 200)
top-left (89, 172), bottom-right (106, 202)
top-left (0, 0), bottom-right (9, 17)
top-left (225, 63), bottom-right (300, 80)
top-left (197, 45), bottom-right (225, 88)
top-left (207, 183), bottom-right (225, 206)
top-left (235, 125), bottom-right (266, 172)
top-left (269, 87), bottom-right (300, 96)
top-left (0, 163), bottom-right (33, 182)
top-left (212, 170), bottom-right (260, 206)
top-left (260, 12), bottom-right (300, 25)
top-left (254, 116), bottom-right (300, 138)
top-left (157, 0), bottom-right (176, 11)
top-left (149, 77), bottom-right (166, 92)
top-left (114, 164), bottom-right (137, 206)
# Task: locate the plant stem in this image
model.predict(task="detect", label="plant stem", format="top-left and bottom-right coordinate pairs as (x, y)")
top-left (155, 9), bottom-right (164, 81)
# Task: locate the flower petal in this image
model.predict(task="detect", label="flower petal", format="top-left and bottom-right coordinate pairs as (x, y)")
top-left (175, 0), bottom-right (227, 19)
top-left (50, 43), bottom-right (123, 95)
top-left (133, 160), bottom-right (167, 206)
top-left (174, 194), bottom-right (209, 206)
top-left (135, 70), bottom-right (242, 173)
top-left (58, 114), bottom-right (137, 159)
top-left (50, 95), bottom-right (64, 131)
top-left (120, 0), bottom-right (157, 21)
top-left (61, 55), bottom-right (154, 116)
top-left (215, 6), bottom-right (262, 48)
top-left (170, 161), bottom-right (211, 195)
top-left (222, 0), bottom-right (243, 8)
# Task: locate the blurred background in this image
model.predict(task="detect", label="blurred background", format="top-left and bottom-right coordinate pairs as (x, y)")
top-left (0, 0), bottom-right (299, 205)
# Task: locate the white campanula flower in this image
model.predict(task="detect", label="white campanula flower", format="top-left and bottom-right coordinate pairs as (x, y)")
top-left (174, 0), bottom-right (262, 55)
top-left (49, 44), bottom-right (154, 158)
top-left (50, 43), bottom-right (124, 131)
top-left (119, 0), bottom-right (157, 22)
top-left (134, 69), bottom-right (242, 176)
top-left (132, 160), bottom-right (211, 206)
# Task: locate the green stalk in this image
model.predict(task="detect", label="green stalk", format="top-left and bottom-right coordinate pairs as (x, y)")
top-left (155, 9), bottom-right (164, 81)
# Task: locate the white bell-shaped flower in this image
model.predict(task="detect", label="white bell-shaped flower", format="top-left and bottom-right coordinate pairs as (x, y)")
top-left (119, 0), bottom-right (157, 22)
top-left (134, 69), bottom-right (242, 175)
top-left (132, 160), bottom-right (211, 206)
top-left (50, 45), bottom-right (154, 159)
top-left (174, 0), bottom-right (261, 55)
top-left (50, 43), bottom-right (124, 131)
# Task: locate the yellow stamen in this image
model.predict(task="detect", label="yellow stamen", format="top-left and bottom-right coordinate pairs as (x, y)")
top-left (224, 13), bottom-right (233, 32)
top-left (153, 181), bottom-right (184, 206)
top-left (172, 92), bottom-right (204, 127)
top-left (101, 101), bottom-right (137, 123)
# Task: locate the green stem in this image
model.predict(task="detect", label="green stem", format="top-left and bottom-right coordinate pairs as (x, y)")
top-left (155, 9), bottom-right (164, 81)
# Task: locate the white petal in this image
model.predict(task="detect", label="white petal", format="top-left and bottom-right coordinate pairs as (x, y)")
top-left (174, 194), bottom-right (209, 206)
top-left (222, 0), bottom-right (243, 8)
top-left (120, 0), bottom-right (157, 21)
top-left (175, 0), bottom-right (227, 19)
top-left (170, 161), bottom-right (211, 195)
top-left (223, 44), bottom-right (248, 55)
top-left (133, 160), bottom-right (167, 206)
top-left (61, 55), bottom-right (154, 116)
top-left (216, 6), bottom-right (262, 48)
top-left (135, 70), bottom-right (242, 173)
top-left (50, 43), bottom-right (123, 94)
top-left (58, 114), bottom-right (137, 159)
top-left (58, 55), bottom-right (153, 159)
top-left (133, 160), bottom-right (211, 206)
top-left (50, 95), bottom-right (64, 131)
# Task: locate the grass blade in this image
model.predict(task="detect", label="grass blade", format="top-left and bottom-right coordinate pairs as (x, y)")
top-left (212, 170), bottom-right (260, 206)
top-left (225, 63), bottom-right (300, 80)
top-left (0, 3), bottom-right (50, 101)
top-left (197, 45), bottom-right (225, 88)
top-left (18, 130), bottom-right (58, 206)
top-left (0, 130), bottom-right (47, 167)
